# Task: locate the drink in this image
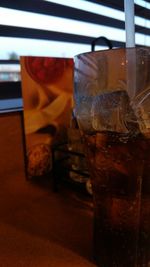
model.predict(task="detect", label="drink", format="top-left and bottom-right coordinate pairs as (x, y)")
top-left (84, 131), bottom-right (150, 267)
top-left (74, 46), bottom-right (150, 267)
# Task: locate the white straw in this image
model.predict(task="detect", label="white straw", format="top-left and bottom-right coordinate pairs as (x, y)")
top-left (124, 0), bottom-right (135, 47)
top-left (124, 1), bottom-right (136, 112)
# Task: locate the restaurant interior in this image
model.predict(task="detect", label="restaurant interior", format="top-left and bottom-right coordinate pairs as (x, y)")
top-left (0, 1), bottom-right (149, 266)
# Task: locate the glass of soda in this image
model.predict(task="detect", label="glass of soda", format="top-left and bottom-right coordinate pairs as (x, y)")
top-left (74, 47), bottom-right (150, 267)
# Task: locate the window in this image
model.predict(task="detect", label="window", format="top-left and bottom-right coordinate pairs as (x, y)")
top-left (0, 0), bottom-right (149, 111)
top-left (0, 0), bottom-right (149, 59)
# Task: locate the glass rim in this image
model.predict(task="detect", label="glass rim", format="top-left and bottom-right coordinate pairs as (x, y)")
top-left (74, 45), bottom-right (150, 59)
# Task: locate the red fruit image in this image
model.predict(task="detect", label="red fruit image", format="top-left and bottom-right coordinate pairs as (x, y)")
top-left (25, 57), bottom-right (72, 84)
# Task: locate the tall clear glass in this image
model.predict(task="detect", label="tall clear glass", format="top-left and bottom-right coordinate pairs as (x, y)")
top-left (74, 47), bottom-right (150, 267)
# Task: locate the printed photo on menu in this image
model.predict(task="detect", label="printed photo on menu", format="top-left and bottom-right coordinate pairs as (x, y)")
top-left (20, 56), bottom-right (73, 179)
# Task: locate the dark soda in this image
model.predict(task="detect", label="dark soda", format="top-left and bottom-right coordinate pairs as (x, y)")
top-left (84, 131), bottom-right (150, 267)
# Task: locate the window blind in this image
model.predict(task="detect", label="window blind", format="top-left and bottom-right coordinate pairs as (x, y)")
top-left (0, 0), bottom-right (149, 110)
top-left (0, 0), bottom-right (150, 59)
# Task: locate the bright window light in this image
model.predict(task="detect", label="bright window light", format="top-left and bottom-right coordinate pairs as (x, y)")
top-left (0, 7), bottom-right (125, 41)
top-left (135, 16), bottom-right (150, 28)
top-left (44, 0), bottom-right (125, 21)
top-left (134, 0), bottom-right (150, 9)
top-left (44, 0), bottom-right (150, 29)
top-left (136, 32), bottom-right (150, 45)
top-left (0, 37), bottom-right (105, 59)
top-left (0, 33), bottom-right (149, 61)
top-left (0, 1), bottom-right (150, 60)
top-left (46, 0), bottom-right (150, 10)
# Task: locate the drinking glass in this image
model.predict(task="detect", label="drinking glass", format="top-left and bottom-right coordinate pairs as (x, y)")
top-left (74, 47), bottom-right (150, 267)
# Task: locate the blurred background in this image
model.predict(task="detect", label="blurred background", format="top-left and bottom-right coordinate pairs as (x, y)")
top-left (0, 0), bottom-right (149, 109)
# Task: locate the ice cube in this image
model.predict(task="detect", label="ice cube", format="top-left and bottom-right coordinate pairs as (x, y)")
top-left (91, 90), bottom-right (140, 134)
top-left (131, 87), bottom-right (150, 132)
